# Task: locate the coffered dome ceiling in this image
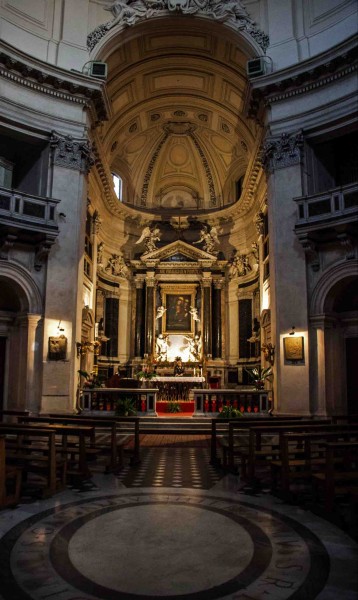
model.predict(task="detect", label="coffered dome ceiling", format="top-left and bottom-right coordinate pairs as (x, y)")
top-left (97, 17), bottom-right (261, 215)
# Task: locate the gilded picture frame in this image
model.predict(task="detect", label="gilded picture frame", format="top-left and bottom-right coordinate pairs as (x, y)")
top-left (283, 336), bottom-right (304, 362)
top-left (163, 293), bottom-right (194, 333)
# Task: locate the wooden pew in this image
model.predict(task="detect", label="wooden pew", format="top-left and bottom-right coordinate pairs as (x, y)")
top-left (215, 418), bottom-right (329, 471)
top-left (0, 436), bottom-right (22, 508)
top-left (48, 413), bottom-right (141, 465)
top-left (0, 410), bottom-right (30, 423)
top-left (22, 415), bottom-right (134, 471)
top-left (210, 415), bottom-right (306, 466)
top-left (312, 441), bottom-right (358, 512)
top-left (245, 421), bottom-right (347, 480)
top-left (0, 425), bottom-right (66, 497)
top-left (271, 429), bottom-right (358, 498)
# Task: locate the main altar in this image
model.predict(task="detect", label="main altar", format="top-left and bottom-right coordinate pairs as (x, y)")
top-left (150, 376), bottom-right (205, 402)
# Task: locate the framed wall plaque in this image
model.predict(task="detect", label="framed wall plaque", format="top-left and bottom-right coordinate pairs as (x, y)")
top-left (283, 336), bottom-right (304, 362)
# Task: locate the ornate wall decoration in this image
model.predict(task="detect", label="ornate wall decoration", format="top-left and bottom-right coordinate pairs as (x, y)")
top-left (50, 132), bottom-right (95, 173)
top-left (104, 252), bottom-right (130, 278)
top-left (140, 132), bottom-right (169, 206)
top-left (229, 251), bottom-right (252, 279)
top-left (87, 1), bottom-right (269, 52)
top-left (189, 132), bottom-right (216, 206)
top-left (260, 132), bottom-right (304, 174)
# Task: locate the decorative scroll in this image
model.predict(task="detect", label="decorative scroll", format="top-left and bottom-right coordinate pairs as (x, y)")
top-left (87, 1), bottom-right (269, 52)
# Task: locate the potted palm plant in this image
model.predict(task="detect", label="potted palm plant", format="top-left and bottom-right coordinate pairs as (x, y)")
top-left (245, 366), bottom-right (272, 390)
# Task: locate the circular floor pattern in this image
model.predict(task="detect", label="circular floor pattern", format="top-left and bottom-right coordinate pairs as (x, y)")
top-left (0, 492), bottom-right (330, 600)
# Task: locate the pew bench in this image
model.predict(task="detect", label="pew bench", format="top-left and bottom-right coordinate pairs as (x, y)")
top-left (271, 429), bottom-right (358, 498)
top-left (221, 419), bottom-right (331, 475)
top-left (48, 413), bottom-right (141, 466)
top-left (246, 422), bottom-right (357, 481)
top-left (0, 425), bottom-right (66, 497)
top-left (21, 416), bottom-right (133, 472)
top-left (312, 441), bottom-right (358, 512)
top-left (0, 436), bottom-right (22, 508)
top-left (210, 415), bottom-right (306, 466)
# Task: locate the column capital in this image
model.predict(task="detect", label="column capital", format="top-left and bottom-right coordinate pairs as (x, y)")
top-left (50, 131), bottom-right (95, 173)
top-left (260, 131), bottom-right (304, 174)
top-left (134, 277), bottom-right (145, 289)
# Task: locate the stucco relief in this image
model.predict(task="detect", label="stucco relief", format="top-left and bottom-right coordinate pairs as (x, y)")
top-left (88, 1), bottom-right (269, 51)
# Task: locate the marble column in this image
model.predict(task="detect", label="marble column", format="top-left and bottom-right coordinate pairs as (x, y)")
top-left (134, 278), bottom-right (145, 358)
top-left (202, 274), bottom-right (212, 357)
top-left (263, 131), bottom-right (310, 414)
top-left (145, 273), bottom-right (156, 356)
top-left (212, 280), bottom-right (223, 358)
top-left (42, 132), bottom-right (92, 413)
top-left (25, 314), bottom-right (43, 414)
top-left (227, 281), bottom-right (239, 364)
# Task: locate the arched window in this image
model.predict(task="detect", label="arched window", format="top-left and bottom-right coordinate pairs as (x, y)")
top-left (112, 173), bottom-right (122, 200)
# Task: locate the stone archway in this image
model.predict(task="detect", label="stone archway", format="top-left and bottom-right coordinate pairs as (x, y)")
top-left (310, 260), bottom-right (358, 415)
top-left (0, 263), bottom-right (43, 412)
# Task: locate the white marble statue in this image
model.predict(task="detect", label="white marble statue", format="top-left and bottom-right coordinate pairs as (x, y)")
top-left (193, 225), bottom-right (219, 255)
top-left (105, 0), bottom-right (148, 28)
top-left (105, 252), bottom-right (129, 277)
top-left (156, 306), bottom-right (166, 320)
top-left (97, 242), bottom-right (104, 266)
top-left (189, 306), bottom-right (200, 322)
top-left (184, 334), bottom-right (202, 362)
top-left (156, 333), bottom-right (169, 361)
top-left (229, 252), bottom-right (252, 279)
top-left (135, 225), bottom-right (161, 253)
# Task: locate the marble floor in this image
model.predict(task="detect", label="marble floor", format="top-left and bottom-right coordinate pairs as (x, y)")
top-left (0, 448), bottom-right (357, 600)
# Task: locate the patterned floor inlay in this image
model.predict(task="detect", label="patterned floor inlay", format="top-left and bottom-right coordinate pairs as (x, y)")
top-left (1, 489), bottom-right (357, 600)
top-left (116, 447), bottom-right (224, 489)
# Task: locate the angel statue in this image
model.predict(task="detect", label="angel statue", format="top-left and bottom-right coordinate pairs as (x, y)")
top-left (135, 225), bottom-right (161, 253)
top-left (189, 306), bottom-right (200, 322)
top-left (183, 334), bottom-right (202, 362)
top-left (193, 224), bottom-right (219, 255)
top-left (155, 333), bottom-right (169, 362)
top-left (156, 306), bottom-right (166, 320)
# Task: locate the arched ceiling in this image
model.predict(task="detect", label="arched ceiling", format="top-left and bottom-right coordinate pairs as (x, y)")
top-left (97, 17), bottom-right (260, 214)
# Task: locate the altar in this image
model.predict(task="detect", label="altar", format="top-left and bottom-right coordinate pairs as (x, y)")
top-left (151, 377), bottom-right (205, 402)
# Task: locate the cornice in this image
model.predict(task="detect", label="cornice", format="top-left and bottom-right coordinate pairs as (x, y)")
top-left (246, 36), bottom-right (358, 119)
top-left (0, 40), bottom-right (110, 124)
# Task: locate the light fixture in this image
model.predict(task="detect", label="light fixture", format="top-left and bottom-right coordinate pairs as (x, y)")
top-left (289, 326), bottom-right (296, 335)
top-left (56, 320), bottom-right (65, 334)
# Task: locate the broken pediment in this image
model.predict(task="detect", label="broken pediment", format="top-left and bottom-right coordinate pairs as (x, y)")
top-left (139, 240), bottom-right (218, 263)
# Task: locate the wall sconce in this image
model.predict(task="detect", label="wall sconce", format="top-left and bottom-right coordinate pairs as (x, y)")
top-left (289, 325), bottom-right (296, 335)
top-left (261, 343), bottom-right (275, 366)
top-left (56, 320), bottom-right (65, 334)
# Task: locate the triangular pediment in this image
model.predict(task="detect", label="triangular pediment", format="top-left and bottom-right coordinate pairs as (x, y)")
top-left (139, 240), bottom-right (218, 263)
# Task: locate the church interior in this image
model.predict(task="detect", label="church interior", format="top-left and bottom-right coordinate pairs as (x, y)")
top-left (0, 1), bottom-right (357, 598)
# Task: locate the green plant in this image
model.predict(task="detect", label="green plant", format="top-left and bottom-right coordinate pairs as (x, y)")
top-left (136, 370), bottom-right (157, 380)
top-left (218, 405), bottom-right (243, 419)
top-left (167, 401), bottom-right (182, 413)
top-left (245, 366), bottom-right (273, 389)
top-left (115, 397), bottom-right (137, 416)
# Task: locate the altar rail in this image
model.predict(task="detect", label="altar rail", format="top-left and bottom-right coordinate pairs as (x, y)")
top-left (193, 389), bottom-right (270, 416)
top-left (81, 388), bottom-right (158, 415)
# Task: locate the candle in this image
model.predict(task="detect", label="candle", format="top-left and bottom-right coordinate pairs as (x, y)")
top-left (194, 367), bottom-right (196, 377)
top-left (200, 367), bottom-right (203, 378)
